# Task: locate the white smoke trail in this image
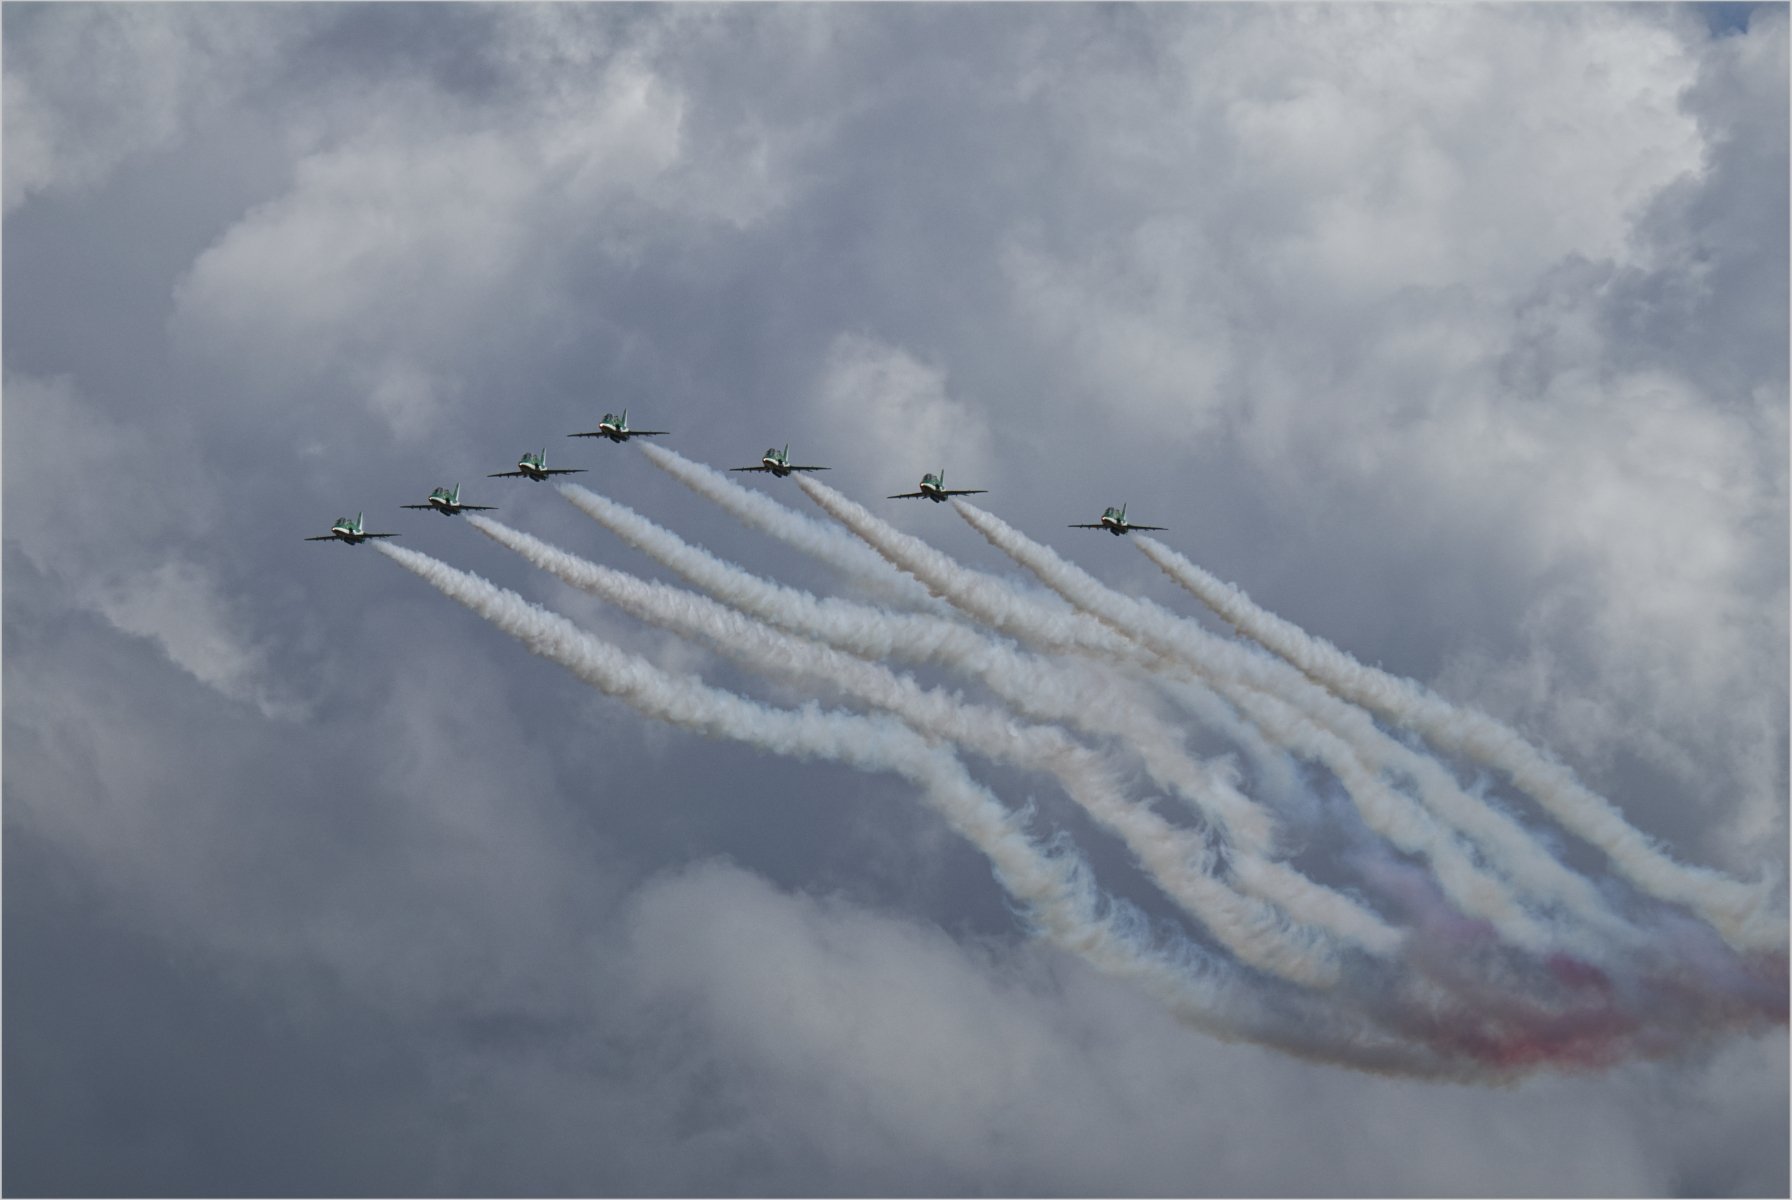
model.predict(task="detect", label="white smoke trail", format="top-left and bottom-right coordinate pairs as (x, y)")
top-left (560, 483), bottom-right (989, 665)
top-left (640, 442), bottom-right (948, 610)
top-left (627, 475), bottom-right (1278, 846)
top-left (791, 476), bottom-right (1301, 788)
top-left (792, 476), bottom-right (1605, 945)
top-left (389, 502), bottom-right (1784, 1075)
top-left (797, 474), bottom-right (1150, 662)
top-left (784, 477), bottom-right (1549, 951)
top-left (776, 476), bottom-right (1786, 1052)
top-left (556, 484), bottom-right (1401, 955)
top-left (558, 483), bottom-right (1256, 838)
top-left (1135, 536), bottom-right (1783, 953)
top-left (374, 539), bottom-right (1453, 1076)
top-left (468, 513), bottom-right (1372, 984)
top-left (938, 498), bottom-right (1622, 955)
top-left (1155, 676), bottom-right (1310, 816)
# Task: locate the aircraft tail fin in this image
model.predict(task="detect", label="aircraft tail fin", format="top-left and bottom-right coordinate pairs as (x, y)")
top-left (450, 483), bottom-right (460, 504)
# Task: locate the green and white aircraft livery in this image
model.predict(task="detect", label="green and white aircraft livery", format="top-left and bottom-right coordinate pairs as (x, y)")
top-left (489, 451), bottom-right (587, 482)
top-left (730, 444), bottom-right (830, 477)
top-left (888, 469), bottom-right (989, 503)
top-left (305, 513), bottom-right (399, 544)
top-left (569, 409), bottom-right (670, 443)
top-left (402, 484), bottom-right (498, 516)
top-left (1069, 503), bottom-right (1168, 536)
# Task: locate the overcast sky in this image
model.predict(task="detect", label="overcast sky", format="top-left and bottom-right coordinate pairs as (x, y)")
top-left (4, 4), bottom-right (1787, 1196)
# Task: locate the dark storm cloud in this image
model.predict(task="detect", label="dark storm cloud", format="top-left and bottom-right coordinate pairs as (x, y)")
top-left (5, 4), bottom-right (1785, 1196)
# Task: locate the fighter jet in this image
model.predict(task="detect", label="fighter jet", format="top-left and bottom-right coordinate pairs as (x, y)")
top-left (488, 450), bottom-right (587, 482)
top-left (305, 513), bottom-right (399, 544)
top-left (400, 483), bottom-right (497, 516)
top-left (730, 444), bottom-right (829, 477)
top-left (1069, 504), bottom-right (1167, 536)
top-left (888, 469), bottom-right (988, 503)
top-left (569, 410), bottom-right (669, 443)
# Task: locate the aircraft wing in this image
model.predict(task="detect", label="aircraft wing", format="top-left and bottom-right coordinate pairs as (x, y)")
top-left (940, 489), bottom-right (988, 497)
top-left (729, 465), bottom-right (774, 472)
top-left (361, 532), bottom-right (400, 539)
top-left (567, 430), bottom-right (606, 438)
top-left (887, 491), bottom-right (928, 499)
top-left (303, 535), bottom-right (338, 540)
top-left (1126, 524), bottom-right (1168, 532)
top-left (627, 429), bottom-right (670, 437)
top-left (487, 470), bottom-right (528, 477)
top-left (399, 504), bottom-right (435, 509)
top-left (785, 465), bottom-right (829, 472)
top-left (458, 504), bottom-right (499, 511)
top-left (1067, 523), bottom-right (1108, 529)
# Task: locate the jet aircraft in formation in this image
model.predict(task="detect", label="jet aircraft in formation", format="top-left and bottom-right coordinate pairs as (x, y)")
top-left (311, 410), bottom-right (1177, 547)
top-left (489, 450), bottom-right (587, 481)
top-left (569, 410), bottom-right (669, 443)
top-left (1070, 504), bottom-right (1167, 536)
top-left (888, 470), bottom-right (988, 503)
top-left (730, 445), bottom-right (829, 478)
top-left (401, 484), bottom-right (497, 516)
top-left (305, 513), bottom-right (399, 545)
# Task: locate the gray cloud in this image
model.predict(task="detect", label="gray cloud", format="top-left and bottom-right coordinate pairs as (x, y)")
top-left (5, 4), bottom-right (1784, 1195)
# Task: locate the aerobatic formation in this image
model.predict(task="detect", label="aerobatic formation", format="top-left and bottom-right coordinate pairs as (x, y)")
top-left (313, 415), bottom-right (1787, 1081)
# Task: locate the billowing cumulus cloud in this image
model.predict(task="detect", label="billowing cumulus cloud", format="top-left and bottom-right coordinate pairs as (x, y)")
top-left (167, 61), bottom-right (684, 440)
top-left (808, 332), bottom-right (999, 500)
top-left (1, 4), bottom-right (314, 211)
top-left (612, 861), bottom-right (1787, 1197)
top-left (3, 373), bottom-right (300, 717)
top-left (5, 4), bottom-right (1784, 1196)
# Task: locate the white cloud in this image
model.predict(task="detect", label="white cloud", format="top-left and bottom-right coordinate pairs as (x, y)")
top-left (807, 332), bottom-right (997, 496)
top-left (83, 561), bottom-right (303, 721)
top-left (3, 373), bottom-right (301, 719)
top-left (1421, 366), bottom-right (1786, 857)
top-left (1003, 228), bottom-right (1234, 439)
top-left (163, 14), bottom-right (815, 443)
top-left (1000, 7), bottom-right (1707, 435)
top-left (615, 858), bottom-right (1781, 1196)
top-left (167, 95), bottom-right (579, 441)
top-left (2, 374), bottom-right (177, 562)
top-left (2, 5), bottom-right (312, 212)
top-left (1184, 6), bottom-right (1700, 289)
